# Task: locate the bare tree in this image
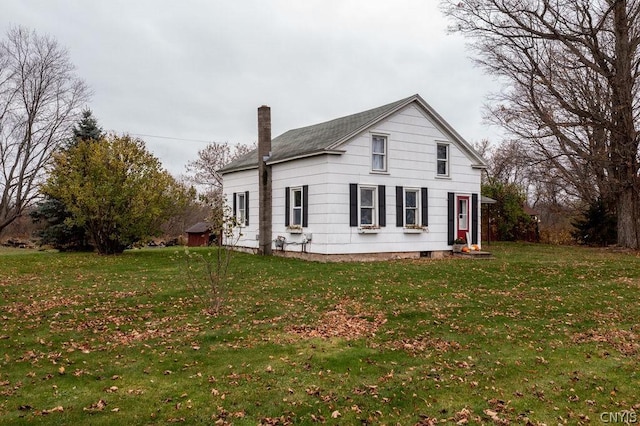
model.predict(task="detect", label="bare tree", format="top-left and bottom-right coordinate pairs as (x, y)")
top-left (477, 140), bottom-right (530, 187)
top-left (479, 138), bottom-right (583, 243)
top-left (443, 1), bottom-right (640, 248)
top-left (0, 27), bottom-right (90, 236)
top-left (185, 141), bottom-right (255, 203)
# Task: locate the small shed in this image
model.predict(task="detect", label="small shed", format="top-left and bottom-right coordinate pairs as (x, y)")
top-left (185, 222), bottom-right (212, 247)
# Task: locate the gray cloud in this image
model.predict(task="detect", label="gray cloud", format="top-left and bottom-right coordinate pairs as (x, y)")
top-left (2, 0), bottom-right (503, 175)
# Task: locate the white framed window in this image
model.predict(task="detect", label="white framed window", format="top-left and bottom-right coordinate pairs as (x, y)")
top-left (436, 143), bottom-right (449, 177)
top-left (371, 135), bottom-right (387, 172)
top-left (236, 192), bottom-right (246, 226)
top-left (359, 186), bottom-right (377, 226)
top-left (291, 187), bottom-right (303, 226)
top-left (285, 185), bottom-right (308, 230)
top-left (396, 186), bottom-right (427, 230)
top-left (404, 188), bottom-right (420, 226)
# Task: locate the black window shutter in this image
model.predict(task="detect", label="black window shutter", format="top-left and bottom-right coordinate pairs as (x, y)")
top-left (244, 191), bottom-right (250, 226)
top-left (421, 187), bottom-right (428, 226)
top-left (302, 185), bottom-right (309, 227)
top-left (471, 193), bottom-right (478, 244)
top-left (447, 192), bottom-right (455, 244)
top-left (395, 186), bottom-right (403, 227)
top-left (378, 185), bottom-right (386, 227)
top-left (349, 184), bottom-right (358, 227)
top-left (233, 192), bottom-right (237, 218)
top-left (285, 187), bottom-right (290, 226)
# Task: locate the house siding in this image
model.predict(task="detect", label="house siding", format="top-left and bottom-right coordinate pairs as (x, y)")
top-left (272, 156), bottom-right (328, 253)
top-left (222, 169), bottom-right (259, 249)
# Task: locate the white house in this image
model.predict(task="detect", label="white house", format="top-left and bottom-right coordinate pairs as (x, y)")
top-left (220, 94), bottom-right (486, 260)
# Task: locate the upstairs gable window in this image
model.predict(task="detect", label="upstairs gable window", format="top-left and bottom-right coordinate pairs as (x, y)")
top-left (437, 143), bottom-right (449, 177)
top-left (371, 135), bottom-right (387, 172)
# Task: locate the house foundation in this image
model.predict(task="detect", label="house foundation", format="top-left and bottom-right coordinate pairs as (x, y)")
top-left (271, 250), bottom-right (451, 263)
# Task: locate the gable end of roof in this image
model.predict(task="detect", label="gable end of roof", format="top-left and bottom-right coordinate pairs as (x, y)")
top-left (219, 93), bottom-right (487, 174)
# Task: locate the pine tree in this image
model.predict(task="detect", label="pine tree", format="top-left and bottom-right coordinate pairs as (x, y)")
top-left (68, 109), bottom-right (103, 147)
top-left (31, 109), bottom-right (103, 250)
top-left (571, 199), bottom-right (617, 246)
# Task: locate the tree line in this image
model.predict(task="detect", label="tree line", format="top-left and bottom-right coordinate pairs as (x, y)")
top-left (0, 27), bottom-right (197, 254)
top-left (0, 26), bottom-right (251, 254)
top-left (5, 3), bottom-right (640, 252)
top-left (442, 0), bottom-right (640, 248)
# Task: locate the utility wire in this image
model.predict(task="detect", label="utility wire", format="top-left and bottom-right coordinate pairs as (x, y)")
top-left (126, 132), bottom-right (214, 144)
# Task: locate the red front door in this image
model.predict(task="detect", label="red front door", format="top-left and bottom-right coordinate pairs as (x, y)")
top-left (456, 196), bottom-right (470, 241)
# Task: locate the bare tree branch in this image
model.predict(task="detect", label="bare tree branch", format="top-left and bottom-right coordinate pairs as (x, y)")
top-left (184, 141), bottom-right (255, 201)
top-left (443, 0), bottom-right (640, 247)
top-left (0, 26), bottom-right (90, 235)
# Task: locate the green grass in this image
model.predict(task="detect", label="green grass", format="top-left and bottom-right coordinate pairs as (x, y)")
top-left (1, 243), bottom-right (639, 424)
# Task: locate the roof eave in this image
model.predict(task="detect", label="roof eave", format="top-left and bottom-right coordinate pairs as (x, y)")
top-left (220, 150), bottom-right (346, 173)
top-left (266, 149), bottom-right (345, 166)
top-left (219, 164), bottom-right (258, 175)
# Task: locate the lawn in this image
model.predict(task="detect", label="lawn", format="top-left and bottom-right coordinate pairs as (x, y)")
top-left (0, 243), bottom-right (638, 425)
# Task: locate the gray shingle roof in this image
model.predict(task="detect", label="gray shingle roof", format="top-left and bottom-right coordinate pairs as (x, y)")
top-left (219, 94), bottom-right (485, 173)
top-left (185, 222), bottom-right (211, 233)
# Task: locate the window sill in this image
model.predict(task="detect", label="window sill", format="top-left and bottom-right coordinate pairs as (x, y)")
top-left (370, 170), bottom-right (390, 175)
top-left (287, 227), bottom-right (303, 234)
top-left (403, 227), bottom-right (427, 234)
top-left (435, 175), bottom-right (451, 180)
top-left (358, 227), bottom-right (380, 234)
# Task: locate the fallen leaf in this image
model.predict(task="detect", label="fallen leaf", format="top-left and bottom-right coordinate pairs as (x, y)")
top-left (42, 406), bottom-right (64, 414)
top-left (84, 399), bottom-right (107, 412)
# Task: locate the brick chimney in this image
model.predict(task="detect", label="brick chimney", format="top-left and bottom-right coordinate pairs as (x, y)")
top-left (258, 105), bottom-right (272, 255)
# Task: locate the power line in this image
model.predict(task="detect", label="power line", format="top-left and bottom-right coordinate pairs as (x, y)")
top-left (126, 132), bottom-right (214, 144)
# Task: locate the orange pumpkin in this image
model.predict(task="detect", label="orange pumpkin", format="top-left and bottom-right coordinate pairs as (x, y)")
top-left (461, 246), bottom-right (470, 253)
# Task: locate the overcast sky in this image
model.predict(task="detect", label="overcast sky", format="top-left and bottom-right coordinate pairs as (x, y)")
top-left (3, 0), bottom-right (502, 176)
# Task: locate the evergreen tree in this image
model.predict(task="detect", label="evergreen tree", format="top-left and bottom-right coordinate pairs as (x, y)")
top-left (31, 109), bottom-right (103, 250)
top-left (571, 199), bottom-right (617, 246)
top-left (68, 109), bottom-right (103, 147)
